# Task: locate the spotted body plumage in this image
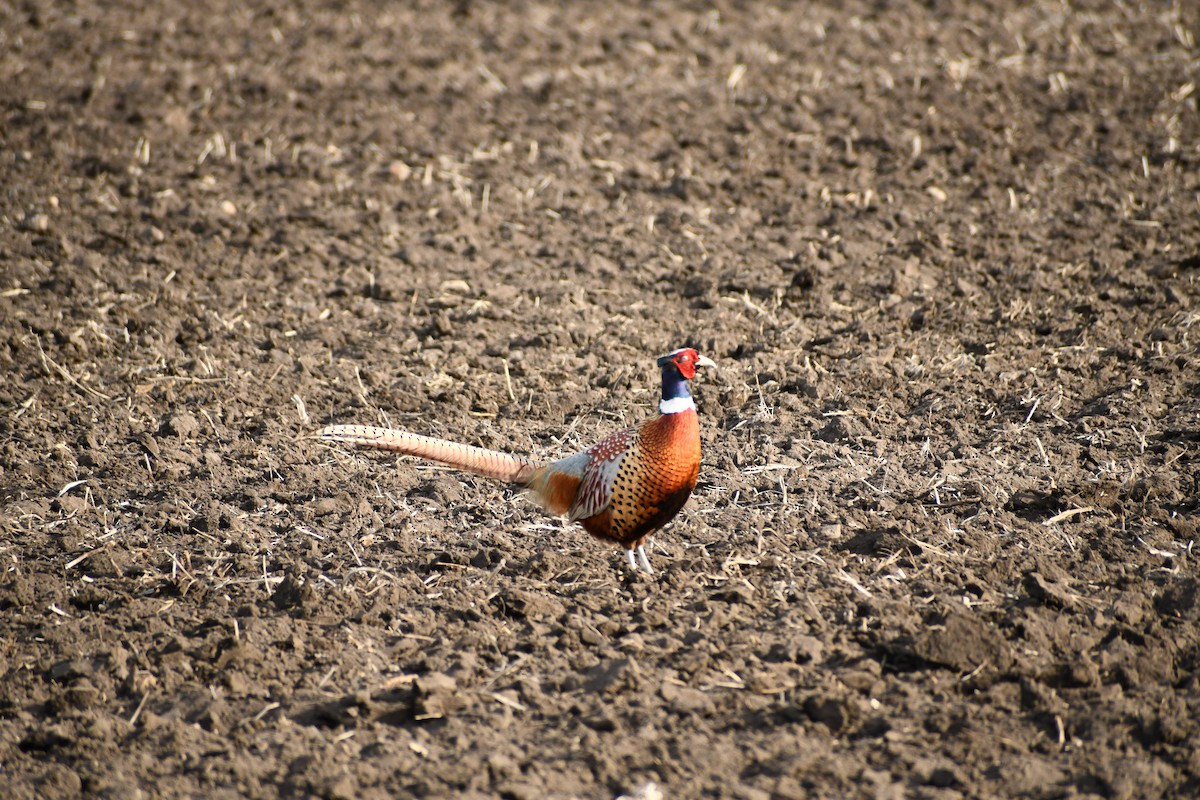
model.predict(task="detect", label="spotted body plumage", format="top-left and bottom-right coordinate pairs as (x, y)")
top-left (319, 348), bottom-right (714, 573)
top-left (575, 411), bottom-right (701, 549)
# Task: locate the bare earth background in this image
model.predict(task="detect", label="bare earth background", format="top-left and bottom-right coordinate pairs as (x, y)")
top-left (3, 1), bottom-right (1200, 798)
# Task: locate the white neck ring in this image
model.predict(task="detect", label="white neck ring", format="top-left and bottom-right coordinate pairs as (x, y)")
top-left (659, 396), bottom-right (696, 414)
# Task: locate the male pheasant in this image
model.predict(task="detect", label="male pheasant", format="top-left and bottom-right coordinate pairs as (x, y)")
top-left (318, 347), bottom-right (715, 573)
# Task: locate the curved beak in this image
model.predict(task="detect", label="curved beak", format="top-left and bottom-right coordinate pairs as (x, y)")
top-left (696, 354), bottom-right (717, 370)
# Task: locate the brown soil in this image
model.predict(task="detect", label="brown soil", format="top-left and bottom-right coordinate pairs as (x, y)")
top-left (3, 1), bottom-right (1199, 798)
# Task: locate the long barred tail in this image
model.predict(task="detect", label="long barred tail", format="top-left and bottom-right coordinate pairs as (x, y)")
top-left (319, 424), bottom-right (539, 484)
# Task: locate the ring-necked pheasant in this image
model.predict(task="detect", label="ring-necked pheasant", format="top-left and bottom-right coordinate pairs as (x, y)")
top-left (318, 347), bottom-right (715, 573)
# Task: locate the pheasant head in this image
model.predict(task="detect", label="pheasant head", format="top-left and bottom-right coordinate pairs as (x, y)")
top-left (656, 347), bottom-right (716, 414)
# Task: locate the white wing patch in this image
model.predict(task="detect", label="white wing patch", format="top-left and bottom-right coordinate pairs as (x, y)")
top-left (546, 450), bottom-right (589, 479)
top-left (568, 428), bottom-right (634, 521)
